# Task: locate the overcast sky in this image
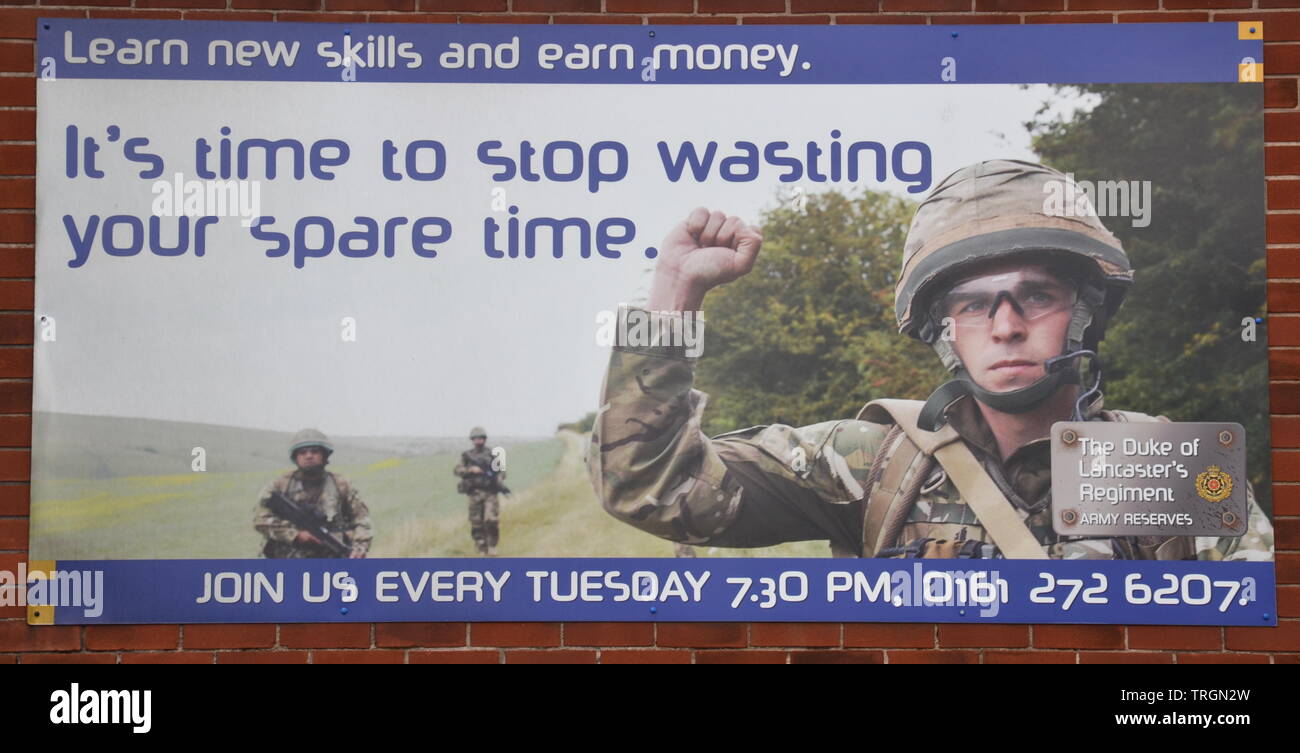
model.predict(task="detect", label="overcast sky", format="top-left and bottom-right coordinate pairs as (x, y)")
top-left (34, 81), bottom-right (1086, 436)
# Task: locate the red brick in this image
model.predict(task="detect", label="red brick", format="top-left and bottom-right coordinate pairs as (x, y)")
top-left (791, 0), bottom-right (877, 12)
top-left (984, 650), bottom-right (1076, 664)
top-left (0, 654), bottom-right (13, 663)
top-left (699, 0), bottom-right (783, 11)
top-left (0, 10), bottom-right (82, 40)
top-left (183, 624), bottom-right (275, 649)
top-left (504, 649), bottom-right (597, 664)
top-left (647, 14), bottom-right (740, 23)
top-left (0, 311), bottom-right (31, 339)
top-left (750, 622), bottom-right (840, 647)
top-left (609, 0), bottom-right (691, 10)
top-left (1271, 45), bottom-right (1300, 76)
top-left (931, 14), bottom-right (1020, 23)
top-left (789, 650), bottom-right (884, 664)
top-left (1281, 553), bottom-right (1300, 583)
top-left (742, 15), bottom-right (833, 23)
top-left (843, 623), bottom-right (933, 648)
top-left (471, 622), bottom-right (560, 647)
top-left (1271, 180), bottom-right (1300, 210)
top-left (696, 649), bottom-right (787, 664)
top-left (0, 111), bottom-right (33, 141)
top-left (1268, 147), bottom-right (1300, 176)
top-left (1226, 620), bottom-right (1300, 651)
top-left (975, 0), bottom-right (1061, 9)
top-left (1127, 625), bottom-right (1222, 651)
top-left (1271, 319), bottom-right (1300, 346)
top-left (0, 145), bottom-right (30, 175)
top-left (514, 0), bottom-right (599, 9)
top-left (1177, 652), bottom-right (1272, 663)
top-left (563, 622), bottom-right (654, 647)
top-left (1116, 11), bottom-right (1209, 22)
top-left (599, 649), bottom-right (693, 664)
top-left (551, 14), bottom-right (642, 22)
top-left (274, 11), bottom-right (368, 21)
top-left (0, 383), bottom-right (31, 413)
top-left (0, 279), bottom-right (33, 308)
top-left (419, 0), bottom-right (506, 10)
top-left (1025, 13), bottom-right (1113, 22)
top-left (182, 10), bottom-right (277, 18)
top-left (1275, 350), bottom-right (1300, 379)
top-left (1272, 384), bottom-right (1300, 415)
top-left (20, 652), bottom-right (116, 664)
top-left (1277, 485), bottom-right (1300, 516)
top-left (0, 415), bottom-right (29, 446)
top-left (655, 622), bottom-right (747, 648)
top-left (0, 450), bottom-right (28, 480)
top-left (87, 10), bottom-right (184, 19)
top-left (0, 248), bottom-right (32, 278)
top-left (231, 0), bottom-right (320, 8)
top-left (0, 43), bottom-right (30, 74)
top-left (0, 351), bottom-right (28, 379)
top-left (1069, 0), bottom-right (1154, 9)
top-left (121, 651), bottom-right (214, 664)
top-left (1166, 0), bottom-right (1250, 7)
top-left (85, 624), bottom-right (179, 651)
top-left (364, 12), bottom-right (458, 21)
top-left (0, 214), bottom-right (33, 244)
top-left (325, 0), bottom-right (416, 9)
top-left (1267, 78), bottom-right (1299, 110)
top-left (375, 622), bottom-right (465, 648)
top-left (0, 621), bottom-right (79, 651)
top-left (1277, 517), bottom-right (1300, 549)
top-left (216, 650), bottom-right (308, 663)
top-left (0, 78), bottom-right (32, 107)
top-left (1033, 624), bottom-right (1125, 650)
top-left (887, 650), bottom-right (979, 663)
top-left (1272, 652), bottom-right (1300, 662)
top-left (279, 623), bottom-right (370, 649)
top-left (0, 179), bottom-right (31, 208)
top-left (937, 624), bottom-right (1029, 648)
top-left (1279, 585), bottom-right (1300, 617)
top-left (313, 649), bottom-right (404, 663)
top-left (881, 0), bottom-right (966, 10)
top-left (836, 14), bottom-right (928, 23)
top-left (1276, 453), bottom-right (1300, 482)
top-left (457, 13), bottom-right (550, 22)
top-left (1079, 651), bottom-right (1174, 663)
top-left (137, 0), bottom-right (227, 7)
top-left (0, 518), bottom-right (25, 549)
top-left (0, 485), bottom-right (27, 515)
top-left (409, 649), bottom-right (499, 663)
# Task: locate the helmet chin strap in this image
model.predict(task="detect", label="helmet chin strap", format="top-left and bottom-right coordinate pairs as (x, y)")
top-left (917, 349), bottom-right (1098, 432)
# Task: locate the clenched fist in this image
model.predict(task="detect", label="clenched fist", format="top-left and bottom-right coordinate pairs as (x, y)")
top-left (647, 207), bottom-right (763, 312)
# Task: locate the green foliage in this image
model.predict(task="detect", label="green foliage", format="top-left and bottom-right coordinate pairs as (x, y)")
top-left (695, 189), bottom-right (947, 436)
top-left (1030, 84), bottom-right (1270, 504)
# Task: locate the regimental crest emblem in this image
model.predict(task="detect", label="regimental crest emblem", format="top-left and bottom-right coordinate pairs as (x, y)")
top-left (1196, 466), bottom-right (1233, 503)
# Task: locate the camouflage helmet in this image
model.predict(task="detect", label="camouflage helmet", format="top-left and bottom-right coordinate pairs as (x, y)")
top-left (469, 426), bottom-right (487, 439)
top-left (289, 428), bottom-right (334, 460)
top-left (895, 160), bottom-right (1134, 425)
top-left (897, 159), bottom-right (1133, 361)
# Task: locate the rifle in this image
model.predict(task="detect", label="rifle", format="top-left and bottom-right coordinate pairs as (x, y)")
top-left (266, 490), bottom-right (353, 557)
top-left (466, 454), bottom-right (512, 495)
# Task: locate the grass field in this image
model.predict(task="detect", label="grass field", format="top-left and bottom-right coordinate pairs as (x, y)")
top-left (30, 414), bottom-right (829, 559)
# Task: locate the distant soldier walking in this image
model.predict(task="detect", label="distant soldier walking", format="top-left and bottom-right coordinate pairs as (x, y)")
top-left (455, 427), bottom-right (508, 556)
top-left (254, 429), bottom-right (372, 559)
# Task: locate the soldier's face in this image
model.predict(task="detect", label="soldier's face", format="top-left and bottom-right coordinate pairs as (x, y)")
top-left (472, 437), bottom-right (486, 448)
top-left (944, 263), bottom-right (1076, 394)
top-left (294, 446), bottom-right (326, 470)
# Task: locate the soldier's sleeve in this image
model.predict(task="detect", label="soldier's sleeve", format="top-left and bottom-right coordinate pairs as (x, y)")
top-left (253, 479), bottom-right (298, 543)
top-left (338, 478), bottom-right (373, 556)
top-left (453, 453), bottom-right (470, 477)
top-left (587, 311), bottom-right (889, 551)
top-left (1196, 482), bottom-right (1274, 562)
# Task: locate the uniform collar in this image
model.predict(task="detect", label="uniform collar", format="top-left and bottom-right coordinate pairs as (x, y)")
top-left (943, 391), bottom-right (1106, 462)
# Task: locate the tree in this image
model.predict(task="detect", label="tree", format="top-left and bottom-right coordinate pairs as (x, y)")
top-left (695, 188), bottom-right (946, 437)
top-left (1030, 84), bottom-right (1270, 505)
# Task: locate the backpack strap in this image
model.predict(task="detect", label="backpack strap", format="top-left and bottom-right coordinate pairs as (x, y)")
top-left (856, 398), bottom-right (1049, 560)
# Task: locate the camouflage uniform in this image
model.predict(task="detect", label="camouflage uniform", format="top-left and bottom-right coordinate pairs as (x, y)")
top-left (454, 441), bottom-right (506, 555)
top-left (587, 160), bottom-right (1273, 561)
top-left (253, 470), bottom-right (372, 558)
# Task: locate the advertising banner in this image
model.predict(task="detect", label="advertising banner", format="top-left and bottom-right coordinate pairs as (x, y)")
top-left (19, 19), bottom-right (1275, 624)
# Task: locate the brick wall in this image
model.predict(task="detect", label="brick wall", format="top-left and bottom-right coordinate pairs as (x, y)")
top-left (1, 1), bottom-right (1296, 664)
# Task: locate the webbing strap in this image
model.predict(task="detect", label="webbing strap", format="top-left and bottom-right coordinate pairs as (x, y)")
top-left (862, 429), bottom-right (921, 557)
